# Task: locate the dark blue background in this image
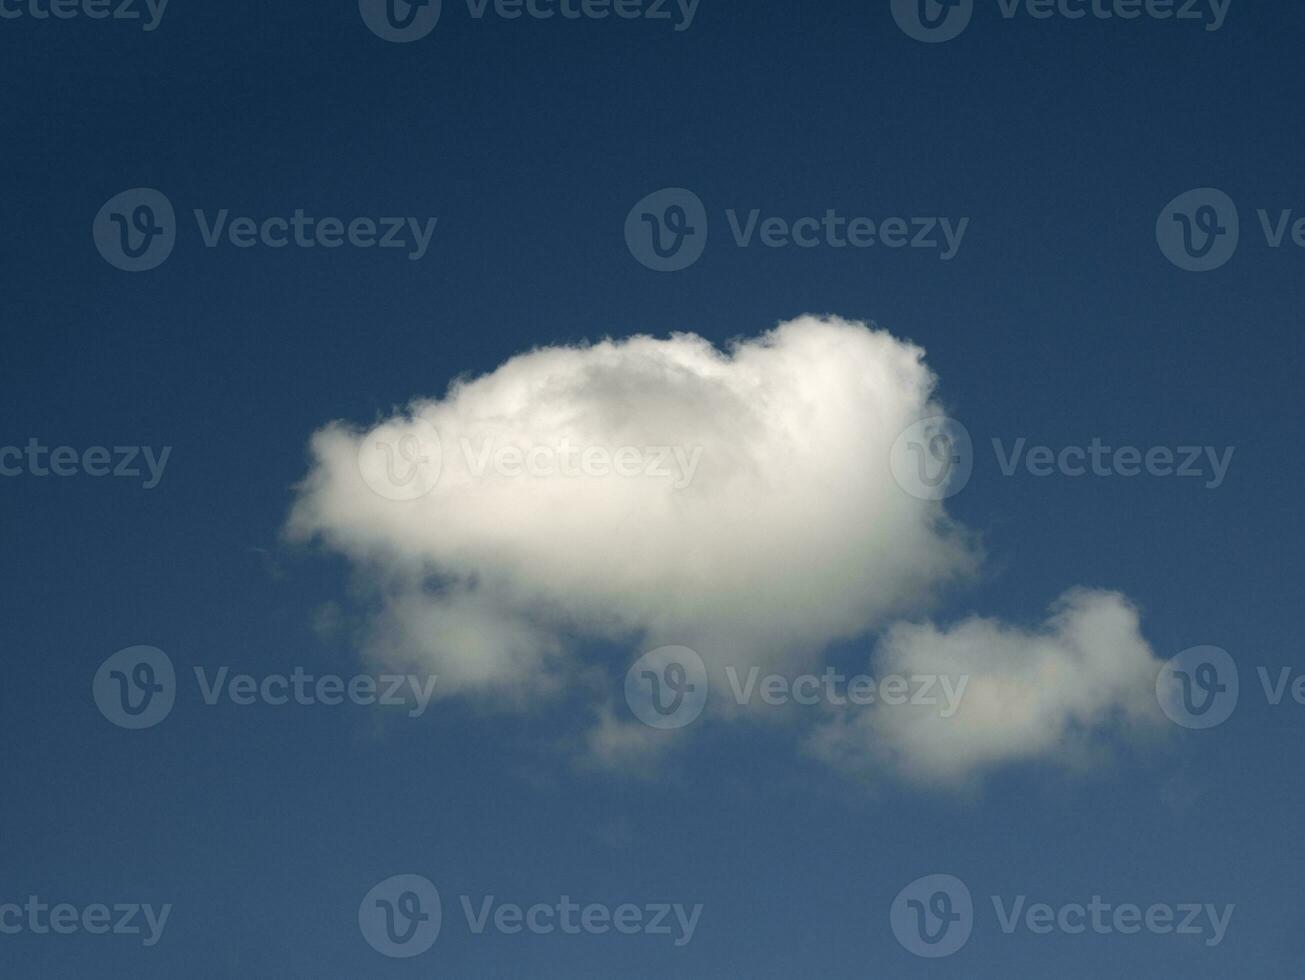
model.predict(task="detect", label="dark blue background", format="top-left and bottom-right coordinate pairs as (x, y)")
top-left (2, 0), bottom-right (1302, 975)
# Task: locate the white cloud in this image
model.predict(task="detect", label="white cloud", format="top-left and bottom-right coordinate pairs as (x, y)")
top-left (286, 315), bottom-right (1162, 785)
top-left (807, 589), bottom-right (1165, 786)
top-left (288, 316), bottom-right (975, 686)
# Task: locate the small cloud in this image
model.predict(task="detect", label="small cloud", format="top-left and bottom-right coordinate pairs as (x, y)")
top-left (807, 589), bottom-right (1164, 787)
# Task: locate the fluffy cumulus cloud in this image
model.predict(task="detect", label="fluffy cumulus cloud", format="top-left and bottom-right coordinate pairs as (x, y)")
top-left (287, 315), bottom-right (1163, 786)
top-left (805, 589), bottom-right (1164, 786)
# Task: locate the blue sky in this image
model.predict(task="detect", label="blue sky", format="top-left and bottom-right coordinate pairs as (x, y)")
top-left (2, 0), bottom-right (1304, 976)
